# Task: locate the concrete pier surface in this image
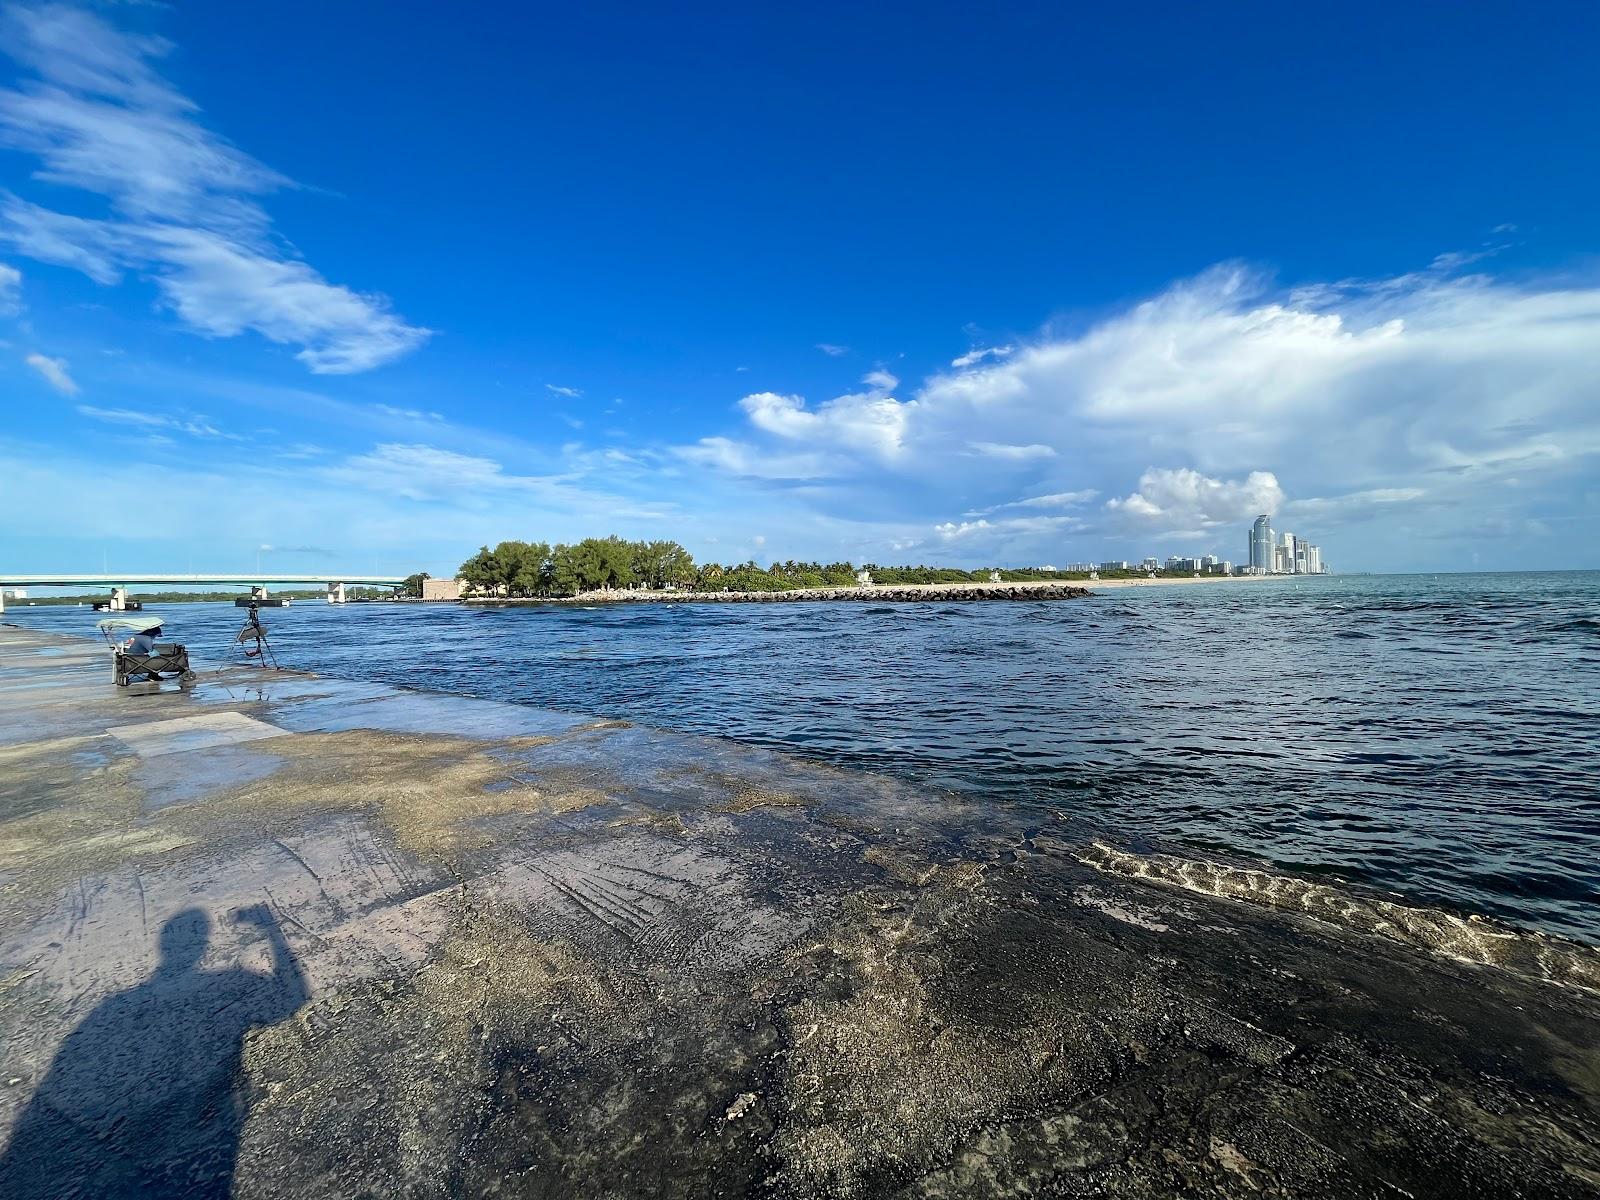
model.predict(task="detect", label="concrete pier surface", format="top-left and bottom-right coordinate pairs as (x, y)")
top-left (2, 627), bottom-right (1598, 1199)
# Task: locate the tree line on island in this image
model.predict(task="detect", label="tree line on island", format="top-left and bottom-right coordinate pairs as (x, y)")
top-left (455, 536), bottom-right (1160, 598)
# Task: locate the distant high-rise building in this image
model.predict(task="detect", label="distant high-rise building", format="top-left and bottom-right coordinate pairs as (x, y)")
top-left (1275, 531), bottom-right (1297, 574)
top-left (1249, 515), bottom-right (1274, 573)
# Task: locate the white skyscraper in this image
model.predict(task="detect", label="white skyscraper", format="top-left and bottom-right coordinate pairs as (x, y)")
top-left (1276, 531), bottom-right (1297, 574)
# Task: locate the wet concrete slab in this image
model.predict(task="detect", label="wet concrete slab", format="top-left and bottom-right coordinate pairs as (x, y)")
top-left (107, 711), bottom-right (291, 757)
top-left (1, 625), bottom-right (1598, 1198)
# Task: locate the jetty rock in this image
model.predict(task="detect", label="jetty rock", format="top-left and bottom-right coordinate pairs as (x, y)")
top-left (567, 583), bottom-right (1094, 604)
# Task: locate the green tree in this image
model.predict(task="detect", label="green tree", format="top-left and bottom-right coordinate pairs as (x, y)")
top-left (506, 542), bottom-right (551, 595)
top-left (458, 546), bottom-right (500, 594)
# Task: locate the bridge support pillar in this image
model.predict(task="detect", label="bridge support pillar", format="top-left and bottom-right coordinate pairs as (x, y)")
top-left (327, 581), bottom-right (346, 604)
top-left (0, 589), bottom-right (5, 615)
top-left (250, 585), bottom-right (269, 603)
top-left (110, 587), bottom-right (128, 611)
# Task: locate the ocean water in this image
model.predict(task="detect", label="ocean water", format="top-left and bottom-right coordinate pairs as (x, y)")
top-left (9, 571), bottom-right (1599, 941)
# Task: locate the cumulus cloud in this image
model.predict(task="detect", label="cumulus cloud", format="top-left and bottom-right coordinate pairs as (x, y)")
top-left (862, 368), bottom-right (898, 391)
top-left (676, 254), bottom-right (1600, 566)
top-left (0, 261), bottom-right (19, 314)
top-left (1105, 467), bottom-right (1284, 529)
top-left (24, 350), bottom-right (76, 394)
top-left (0, 4), bottom-right (428, 373)
top-left (739, 389), bottom-right (913, 461)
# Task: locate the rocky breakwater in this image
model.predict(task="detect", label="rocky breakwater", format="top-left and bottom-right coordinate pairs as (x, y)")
top-left (561, 582), bottom-right (1094, 604)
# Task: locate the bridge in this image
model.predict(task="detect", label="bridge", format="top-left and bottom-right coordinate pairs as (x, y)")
top-left (0, 574), bottom-right (410, 612)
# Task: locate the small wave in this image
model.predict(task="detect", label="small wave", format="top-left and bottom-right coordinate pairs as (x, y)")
top-left (1546, 616), bottom-right (1599, 634)
top-left (1076, 841), bottom-right (1600, 994)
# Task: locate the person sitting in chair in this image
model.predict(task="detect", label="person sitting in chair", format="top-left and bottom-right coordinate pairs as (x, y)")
top-left (124, 623), bottom-right (166, 682)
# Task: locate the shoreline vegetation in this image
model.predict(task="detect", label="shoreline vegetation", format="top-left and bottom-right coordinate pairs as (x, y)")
top-left (456, 536), bottom-right (1264, 601)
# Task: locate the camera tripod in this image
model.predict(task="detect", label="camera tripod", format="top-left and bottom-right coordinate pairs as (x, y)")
top-left (235, 600), bottom-right (280, 668)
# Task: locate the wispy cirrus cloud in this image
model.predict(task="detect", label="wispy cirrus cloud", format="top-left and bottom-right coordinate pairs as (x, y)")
top-left (0, 261), bottom-right (20, 314)
top-left (951, 344), bottom-right (1013, 368)
top-left (965, 489), bottom-right (1099, 517)
top-left (967, 441), bottom-right (1056, 461)
top-left (76, 403), bottom-right (237, 439)
top-left (24, 350), bottom-right (76, 393)
top-left (0, 4), bottom-right (429, 373)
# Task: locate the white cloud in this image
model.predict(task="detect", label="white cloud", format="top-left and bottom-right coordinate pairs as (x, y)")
top-left (1284, 487), bottom-right (1426, 525)
top-left (24, 350), bottom-right (76, 394)
top-left (739, 390), bottom-right (913, 461)
top-left (862, 368), bottom-right (898, 391)
top-left (373, 404), bottom-right (445, 423)
top-left (934, 514), bottom-right (1085, 545)
top-left (674, 435), bottom-right (831, 481)
top-left (75, 404), bottom-right (162, 427)
top-left (1106, 468), bottom-right (1283, 529)
top-left (935, 518), bottom-right (990, 541)
top-left (967, 489), bottom-right (1099, 516)
top-left (1007, 489), bottom-right (1098, 508)
top-left (0, 196), bottom-right (126, 283)
top-left (545, 383), bottom-right (583, 398)
top-left (76, 403), bottom-right (236, 439)
top-left (0, 261), bottom-right (19, 314)
top-left (678, 255), bottom-right (1600, 568)
top-left (0, 5), bottom-right (428, 373)
top-left (951, 344), bottom-right (1013, 368)
top-left (815, 342), bottom-right (848, 356)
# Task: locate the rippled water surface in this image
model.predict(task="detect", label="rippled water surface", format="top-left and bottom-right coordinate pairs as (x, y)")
top-left (10, 572), bottom-right (1600, 939)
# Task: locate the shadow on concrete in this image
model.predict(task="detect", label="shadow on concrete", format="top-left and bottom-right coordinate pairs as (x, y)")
top-left (0, 905), bottom-right (308, 1199)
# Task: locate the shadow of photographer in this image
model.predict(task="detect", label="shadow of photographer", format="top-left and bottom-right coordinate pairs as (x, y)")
top-left (0, 904), bottom-right (308, 1198)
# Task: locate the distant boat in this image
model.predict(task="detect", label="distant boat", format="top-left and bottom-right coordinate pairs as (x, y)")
top-left (92, 600), bottom-right (143, 612)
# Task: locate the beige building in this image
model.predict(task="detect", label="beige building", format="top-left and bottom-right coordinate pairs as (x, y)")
top-left (421, 578), bottom-right (462, 601)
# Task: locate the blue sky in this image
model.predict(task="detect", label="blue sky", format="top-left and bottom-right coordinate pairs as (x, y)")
top-left (2, 1), bottom-right (1598, 579)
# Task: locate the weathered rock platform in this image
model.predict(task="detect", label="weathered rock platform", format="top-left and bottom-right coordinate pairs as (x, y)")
top-left (1, 626), bottom-right (1597, 1198)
